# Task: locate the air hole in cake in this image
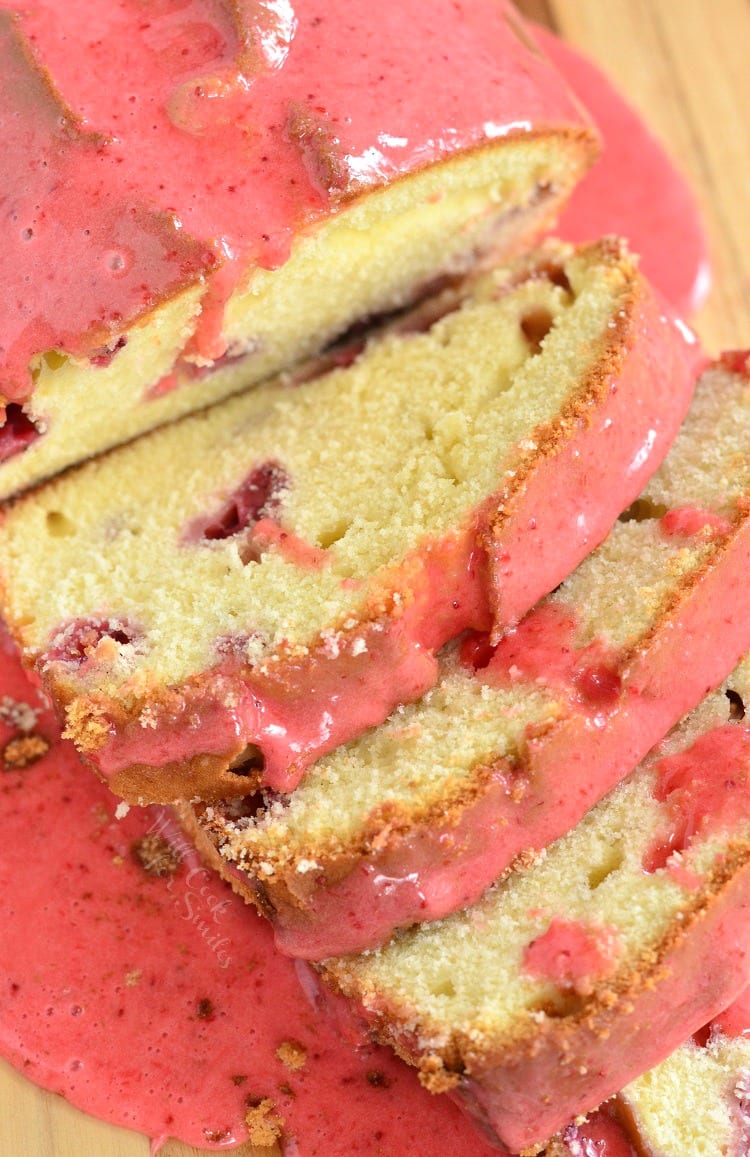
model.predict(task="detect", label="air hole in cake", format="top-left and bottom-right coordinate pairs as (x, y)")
top-left (727, 689), bottom-right (746, 721)
top-left (588, 844), bottom-right (625, 890)
top-left (395, 291), bottom-right (464, 338)
top-left (429, 977), bottom-right (456, 999)
top-left (520, 306), bottom-right (554, 355)
top-left (45, 510), bottom-right (76, 538)
top-left (318, 520), bottom-right (352, 550)
top-left (287, 336), bottom-right (368, 387)
top-left (538, 260), bottom-right (572, 294)
top-left (191, 462), bottom-right (290, 548)
top-left (46, 617), bottom-right (138, 666)
top-left (226, 745), bottom-right (265, 779)
top-left (533, 991), bottom-right (587, 1020)
top-left (43, 349), bottom-right (68, 373)
top-left (0, 405), bottom-right (42, 464)
top-left (619, 497), bottom-right (668, 523)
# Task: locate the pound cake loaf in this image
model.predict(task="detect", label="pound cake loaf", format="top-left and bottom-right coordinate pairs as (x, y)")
top-left (0, 240), bottom-right (698, 805)
top-left (0, 0), bottom-right (598, 499)
top-left (321, 654), bottom-right (750, 1152)
top-left (186, 356), bottom-right (750, 959)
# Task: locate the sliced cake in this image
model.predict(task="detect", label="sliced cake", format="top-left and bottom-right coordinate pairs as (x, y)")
top-left (0, 241), bottom-right (698, 804)
top-left (0, 0), bottom-right (598, 498)
top-left (618, 991), bottom-right (750, 1156)
top-left (321, 655), bottom-right (750, 1152)
top-left (186, 356), bottom-right (750, 959)
top-left (546, 987), bottom-right (750, 1156)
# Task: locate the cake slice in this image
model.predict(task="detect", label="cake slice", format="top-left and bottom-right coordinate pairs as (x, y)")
top-left (320, 654), bottom-right (750, 1152)
top-left (186, 356), bottom-right (750, 959)
top-left (0, 240), bottom-right (698, 805)
top-left (546, 987), bottom-right (750, 1156)
top-left (0, 0), bottom-right (598, 499)
top-left (618, 990), bottom-right (750, 1156)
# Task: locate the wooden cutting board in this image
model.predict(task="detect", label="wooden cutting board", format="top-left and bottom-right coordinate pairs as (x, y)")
top-left (2, 2), bottom-right (749, 1154)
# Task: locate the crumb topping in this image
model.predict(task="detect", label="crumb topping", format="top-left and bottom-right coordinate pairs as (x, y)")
top-left (2, 733), bottom-right (49, 769)
top-left (132, 833), bottom-right (182, 877)
top-left (245, 1096), bottom-right (284, 1147)
top-left (276, 1039), bottom-right (307, 1071)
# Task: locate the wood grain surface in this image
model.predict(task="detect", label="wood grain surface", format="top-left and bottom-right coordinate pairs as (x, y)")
top-left (2, 2), bottom-right (749, 1154)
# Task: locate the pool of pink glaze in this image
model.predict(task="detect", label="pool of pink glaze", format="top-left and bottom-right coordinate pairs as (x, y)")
top-left (537, 25), bottom-right (710, 317)
top-left (0, 636), bottom-right (499, 1154)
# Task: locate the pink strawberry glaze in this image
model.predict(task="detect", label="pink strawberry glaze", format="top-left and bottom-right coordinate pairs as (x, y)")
top-left (1, 0), bottom-right (592, 398)
top-left (535, 25), bottom-right (710, 317)
top-left (0, 10), bottom-right (214, 400)
top-left (246, 485), bottom-right (750, 960)
top-left (644, 726), bottom-right (750, 873)
top-left (480, 603), bottom-right (621, 708)
top-left (71, 279), bottom-right (699, 800)
top-left (661, 506), bottom-right (734, 539)
top-left (522, 918), bottom-right (620, 994)
top-left (711, 984), bottom-right (750, 1039)
top-left (250, 518), bottom-right (329, 569)
top-left (93, 533), bottom-right (493, 799)
top-left (0, 635), bottom-right (500, 1155)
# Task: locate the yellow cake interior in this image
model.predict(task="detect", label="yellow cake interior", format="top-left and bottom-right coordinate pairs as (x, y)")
top-left (1, 243), bottom-right (631, 697)
top-left (3, 137), bottom-right (585, 499)
top-left (324, 658), bottom-right (750, 1052)
top-left (622, 1033), bottom-right (750, 1157)
top-left (202, 364), bottom-right (746, 869)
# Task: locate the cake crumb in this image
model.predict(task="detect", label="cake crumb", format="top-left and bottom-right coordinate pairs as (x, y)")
top-left (114, 801), bottom-right (130, 819)
top-left (245, 1097), bottom-right (284, 1147)
top-left (366, 1069), bottom-right (393, 1088)
top-left (196, 998), bottom-right (215, 1020)
top-left (2, 733), bottom-right (49, 769)
top-left (276, 1040), bottom-right (307, 1071)
top-left (132, 833), bottom-right (181, 877)
top-left (417, 1055), bottom-right (460, 1094)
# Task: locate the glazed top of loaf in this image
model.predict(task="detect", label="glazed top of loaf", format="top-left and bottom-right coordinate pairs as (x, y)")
top-left (0, 0), bottom-right (593, 400)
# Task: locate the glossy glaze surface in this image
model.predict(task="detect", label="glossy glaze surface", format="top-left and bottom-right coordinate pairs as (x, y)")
top-left (0, 0), bottom-right (589, 398)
